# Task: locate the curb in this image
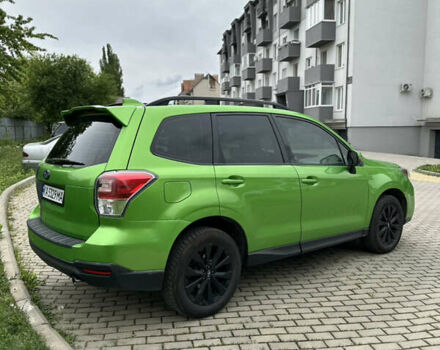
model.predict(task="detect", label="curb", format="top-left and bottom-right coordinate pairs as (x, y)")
top-left (414, 168), bottom-right (440, 178)
top-left (0, 176), bottom-right (72, 350)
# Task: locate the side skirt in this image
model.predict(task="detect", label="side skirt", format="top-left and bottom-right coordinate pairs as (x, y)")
top-left (247, 229), bottom-right (368, 267)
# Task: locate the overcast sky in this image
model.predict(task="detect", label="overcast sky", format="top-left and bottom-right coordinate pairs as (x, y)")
top-left (4, 0), bottom-right (247, 102)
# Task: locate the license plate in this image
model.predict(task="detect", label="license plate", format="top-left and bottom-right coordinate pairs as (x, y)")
top-left (42, 184), bottom-right (65, 205)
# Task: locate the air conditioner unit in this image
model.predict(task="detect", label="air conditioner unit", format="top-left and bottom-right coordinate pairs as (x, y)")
top-left (400, 83), bottom-right (413, 93)
top-left (421, 88), bottom-right (434, 99)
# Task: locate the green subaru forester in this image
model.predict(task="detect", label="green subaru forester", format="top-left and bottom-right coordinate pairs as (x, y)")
top-left (27, 97), bottom-right (414, 318)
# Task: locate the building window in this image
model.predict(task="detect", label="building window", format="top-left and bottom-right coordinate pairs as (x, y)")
top-left (306, 57), bottom-right (312, 69)
top-left (293, 28), bottom-right (299, 41)
top-left (282, 36), bottom-right (288, 45)
top-left (320, 50), bottom-right (327, 65)
top-left (273, 43), bottom-right (277, 60)
top-left (274, 13), bottom-right (278, 28)
top-left (336, 43), bottom-right (345, 68)
top-left (307, 0), bottom-right (335, 28)
top-left (293, 63), bottom-right (298, 77)
top-left (335, 86), bottom-right (344, 111)
top-left (272, 72), bottom-right (277, 86)
top-left (337, 0), bottom-right (346, 25)
top-left (304, 84), bottom-right (334, 108)
top-left (282, 68), bottom-right (287, 79)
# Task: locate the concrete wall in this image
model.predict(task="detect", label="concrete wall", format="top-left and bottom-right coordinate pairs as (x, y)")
top-left (349, 126), bottom-right (421, 156)
top-left (0, 118), bottom-right (46, 141)
top-left (350, 0), bottom-right (427, 128)
top-left (422, 0), bottom-right (440, 120)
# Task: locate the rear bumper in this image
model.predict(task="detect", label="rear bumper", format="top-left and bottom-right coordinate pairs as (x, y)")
top-left (27, 216), bottom-right (165, 291)
top-left (29, 240), bottom-right (164, 291)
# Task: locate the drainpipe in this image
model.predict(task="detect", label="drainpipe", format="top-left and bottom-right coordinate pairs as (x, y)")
top-left (344, 0), bottom-right (351, 137)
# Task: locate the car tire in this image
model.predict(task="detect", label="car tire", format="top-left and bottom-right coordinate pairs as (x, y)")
top-left (163, 226), bottom-right (242, 318)
top-left (363, 195), bottom-right (404, 254)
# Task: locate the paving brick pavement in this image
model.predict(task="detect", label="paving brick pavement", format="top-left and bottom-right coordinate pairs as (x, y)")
top-left (8, 154), bottom-right (440, 349)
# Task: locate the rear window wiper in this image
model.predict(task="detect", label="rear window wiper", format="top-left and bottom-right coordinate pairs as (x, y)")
top-left (46, 158), bottom-right (85, 166)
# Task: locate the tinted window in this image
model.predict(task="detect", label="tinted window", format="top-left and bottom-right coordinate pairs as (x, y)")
top-left (52, 122), bottom-right (68, 137)
top-left (215, 114), bottom-right (283, 164)
top-left (276, 117), bottom-right (344, 165)
top-left (151, 114), bottom-right (212, 164)
top-left (47, 118), bottom-right (121, 167)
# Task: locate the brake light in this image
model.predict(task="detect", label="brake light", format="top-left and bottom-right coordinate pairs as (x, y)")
top-left (96, 171), bottom-right (156, 216)
top-left (23, 152), bottom-right (29, 157)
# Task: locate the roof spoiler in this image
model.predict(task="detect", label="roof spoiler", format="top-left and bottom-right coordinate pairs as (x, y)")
top-left (61, 98), bottom-right (144, 126)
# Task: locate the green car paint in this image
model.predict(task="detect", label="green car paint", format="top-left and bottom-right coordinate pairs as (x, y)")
top-left (27, 98), bottom-right (415, 291)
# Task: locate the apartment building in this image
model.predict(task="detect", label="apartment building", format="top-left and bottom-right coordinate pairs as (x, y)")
top-left (218, 0), bottom-right (440, 158)
top-left (178, 73), bottom-right (220, 104)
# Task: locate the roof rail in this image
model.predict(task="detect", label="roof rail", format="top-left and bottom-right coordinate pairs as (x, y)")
top-left (146, 96), bottom-right (289, 110)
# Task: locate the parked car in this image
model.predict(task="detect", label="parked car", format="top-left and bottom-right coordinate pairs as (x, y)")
top-left (27, 97), bottom-right (414, 318)
top-left (22, 122), bottom-right (67, 170)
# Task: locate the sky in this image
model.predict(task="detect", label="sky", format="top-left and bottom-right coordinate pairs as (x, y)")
top-left (4, 0), bottom-right (248, 102)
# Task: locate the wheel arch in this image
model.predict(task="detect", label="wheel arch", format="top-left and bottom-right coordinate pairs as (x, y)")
top-left (167, 216), bottom-right (249, 265)
top-left (376, 188), bottom-right (407, 218)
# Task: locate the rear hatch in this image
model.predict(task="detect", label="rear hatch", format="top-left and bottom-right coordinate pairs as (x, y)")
top-left (36, 102), bottom-right (144, 240)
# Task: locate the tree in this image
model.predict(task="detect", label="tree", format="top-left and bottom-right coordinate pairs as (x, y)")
top-left (99, 43), bottom-right (124, 96)
top-left (25, 54), bottom-right (118, 130)
top-left (0, 0), bottom-right (55, 93)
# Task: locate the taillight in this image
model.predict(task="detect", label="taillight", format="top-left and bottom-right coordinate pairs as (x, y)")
top-left (23, 151), bottom-right (29, 157)
top-left (96, 171), bottom-right (156, 216)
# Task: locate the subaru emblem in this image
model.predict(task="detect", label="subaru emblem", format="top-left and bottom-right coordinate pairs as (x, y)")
top-left (43, 169), bottom-right (51, 180)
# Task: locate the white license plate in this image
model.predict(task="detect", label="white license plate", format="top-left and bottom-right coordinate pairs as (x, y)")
top-left (42, 184), bottom-right (65, 205)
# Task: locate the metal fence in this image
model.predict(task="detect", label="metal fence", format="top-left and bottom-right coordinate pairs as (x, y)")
top-left (0, 118), bottom-right (46, 141)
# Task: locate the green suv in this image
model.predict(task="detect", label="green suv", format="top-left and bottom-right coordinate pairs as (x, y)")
top-left (27, 97), bottom-right (414, 318)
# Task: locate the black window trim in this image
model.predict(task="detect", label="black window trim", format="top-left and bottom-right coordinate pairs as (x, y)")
top-left (150, 113), bottom-right (213, 166)
top-left (212, 112), bottom-right (287, 166)
top-left (272, 114), bottom-right (350, 167)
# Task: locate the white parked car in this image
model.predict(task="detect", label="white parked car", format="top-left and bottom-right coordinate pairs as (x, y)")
top-left (22, 123), bottom-right (67, 170)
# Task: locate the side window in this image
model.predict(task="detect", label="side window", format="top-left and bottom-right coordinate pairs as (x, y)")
top-left (276, 117), bottom-right (344, 165)
top-left (337, 142), bottom-right (349, 164)
top-left (151, 114), bottom-right (212, 164)
top-left (215, 114), bottom-right (283, 164)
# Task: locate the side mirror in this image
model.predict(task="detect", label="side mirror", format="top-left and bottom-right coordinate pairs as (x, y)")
top-left (347, 150), bottom-right (359, 174)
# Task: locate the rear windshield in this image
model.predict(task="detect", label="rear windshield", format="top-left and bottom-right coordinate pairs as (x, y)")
top-left (46, 117), bottom-right (121, 167)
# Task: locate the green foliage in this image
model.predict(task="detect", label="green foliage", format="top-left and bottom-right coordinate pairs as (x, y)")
top-left (418, 164), bottom-right (440, 173)
top-left (0, 142), bottom-right (33, 193)
top-left (0, 259), bottom-right (49, 350)
top-left (100, 43), bottom-right (124, 96)
top-left (0, 0), bottom-right (56, 94)
top-left (25, 54), bottom-right (118, 128)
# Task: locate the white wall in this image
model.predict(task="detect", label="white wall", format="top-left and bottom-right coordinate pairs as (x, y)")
top-left (422, 0), bottom-right (440, 119)
top-left (350, 0), bottom-right (427, 127)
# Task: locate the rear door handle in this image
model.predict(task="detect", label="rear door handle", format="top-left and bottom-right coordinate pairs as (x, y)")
top-left (222, 177), bottom-right (245, 186)
top-left (301, 176), bottom-right (318, 185)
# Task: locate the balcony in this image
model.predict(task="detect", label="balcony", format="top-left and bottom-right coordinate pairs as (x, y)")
top-left (244, 92), bottom-right (256, 100)
top-left (279, 5), bottom-right (301, 29)
top-left (244, 15), bottom-right (252, 33)
top-left (256, 0), bottom-right (267, 18)
top-left (304, 64), bottom-right (335, 85)
top-left (256, 86), bottom-right (272, 100)
top-left (256, 28), bottom-right (272, 46)
top-left (303, 106), bottom-right (334, 122)
top-left (305, 21), bottom-right (336, 48)
top-left (221, 61), bottom-right (229, 74)
top-left (229, 54), bottom-right (241, 64)
top-left (243, 41), bottom-right (256, 54)
top-left (230, 76), bottom-right (241, 87)
top-left (279, 42), bottom-right (301, 62)
top-left (277, 77), bottom-right (300, 94)
top-left (256, 58), bottom-right (272, 73)
top-left (243, 67), bottom-right (256, 81)
top-left (221, 81), bottom-right (230, 93)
